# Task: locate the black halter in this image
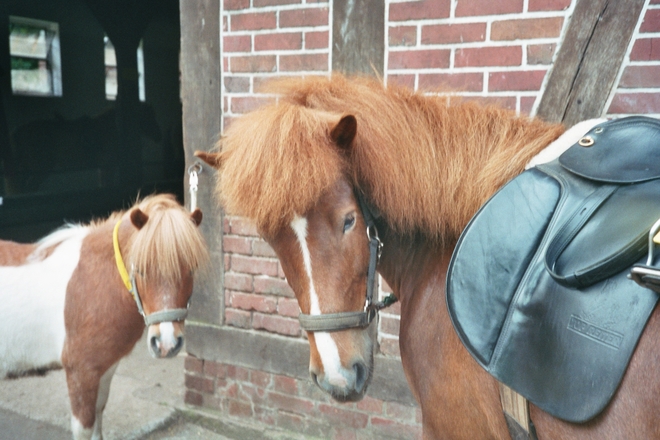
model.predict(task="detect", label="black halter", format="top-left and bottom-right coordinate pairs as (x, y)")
top-left (297, 191), bottom-right (397, 332)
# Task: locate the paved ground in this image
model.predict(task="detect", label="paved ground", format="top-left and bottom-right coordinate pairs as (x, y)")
top-left (0, 334), bottom-right (305, 440)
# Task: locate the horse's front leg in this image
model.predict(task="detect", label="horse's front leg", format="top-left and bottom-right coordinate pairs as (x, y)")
top-left (64, 358), bottom-right (118, 440)
top-left (90, 363), bottom-right (119, 440)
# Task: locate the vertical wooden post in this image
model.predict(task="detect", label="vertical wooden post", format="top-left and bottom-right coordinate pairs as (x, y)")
top-left (536, 0), bottom-right (646, 125)
top-left (180, 0), bottom-right (224, 326)
top-left (332, 0), bottom-right (385, 76)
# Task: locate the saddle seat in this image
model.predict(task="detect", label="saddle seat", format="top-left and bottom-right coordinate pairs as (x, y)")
top-left (446, 116), bottom-right (660, 422)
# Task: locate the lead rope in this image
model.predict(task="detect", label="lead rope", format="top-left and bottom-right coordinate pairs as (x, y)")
top-left (188, 162), bottom-right (202, 212)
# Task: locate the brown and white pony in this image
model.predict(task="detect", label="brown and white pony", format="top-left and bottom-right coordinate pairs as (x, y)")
top-left (199, 74), bottom-right (660, 439)
top-left (0, 194), bottom-right (207, 440)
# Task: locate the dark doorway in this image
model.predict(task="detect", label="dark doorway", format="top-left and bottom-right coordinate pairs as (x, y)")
top-left (0, 0), bottom-right (183, 241)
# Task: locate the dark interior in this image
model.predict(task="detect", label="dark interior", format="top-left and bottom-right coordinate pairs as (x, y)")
top-left (0, 0), bottom-right (183, 241)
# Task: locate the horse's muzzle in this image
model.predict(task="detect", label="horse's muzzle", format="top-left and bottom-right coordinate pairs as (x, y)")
top-left (310, 359), bottom-right (369, 402)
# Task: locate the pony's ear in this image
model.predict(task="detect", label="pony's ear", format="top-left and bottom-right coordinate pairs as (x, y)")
top-left (130, 208), bottom-right (149, 230)
top-left (190, 208), bottom-right (203, 226)
top-left (330, 115), bottom-right (357, 150)
top-left (195, 150), bottom-right (222, 169)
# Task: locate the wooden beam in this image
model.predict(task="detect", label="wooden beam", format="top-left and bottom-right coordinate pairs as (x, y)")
top-left (179, 0), bottom-right (224, 326)
top-left (332, 0), bottom-right (385, 76)
top-left (536, 0), bottom-right (646, 125)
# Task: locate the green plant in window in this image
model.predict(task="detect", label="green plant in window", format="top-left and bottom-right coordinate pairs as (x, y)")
top-left (10, 57), bottom-right (38, 71)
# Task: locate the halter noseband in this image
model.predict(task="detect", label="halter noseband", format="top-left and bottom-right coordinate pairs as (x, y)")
top-left (113, 220), bottom-right (190, 326)
top-left (297, 191), bottom-right (397, 332)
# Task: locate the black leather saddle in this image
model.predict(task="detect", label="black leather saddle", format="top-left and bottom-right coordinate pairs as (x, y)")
top-left (446, 116), bottom-right (660, 422)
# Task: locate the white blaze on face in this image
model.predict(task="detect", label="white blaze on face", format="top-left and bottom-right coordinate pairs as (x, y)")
top-left (290, 215), bottom-right (347, 387)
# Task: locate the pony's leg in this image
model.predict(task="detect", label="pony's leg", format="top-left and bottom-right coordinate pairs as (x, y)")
top-left (91, 362), bottom-right (118, 440)
top-left (68, 362), bottom-right (118, 440)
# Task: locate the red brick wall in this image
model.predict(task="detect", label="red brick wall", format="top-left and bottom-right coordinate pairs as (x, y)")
top-left (186, 1), bottom-right (660, 438)
top-left (184, 356), bottom-right (423, 439)
top-left (387, 0), bottom-right (571, 113)
top-left (607, 0), bottom-right (660, 115)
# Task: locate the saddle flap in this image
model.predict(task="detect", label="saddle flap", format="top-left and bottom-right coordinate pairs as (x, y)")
top-left (447, 169), bottom-right (560, 366)
top-left (559, 116), bottom-right (660, 183)
top-left (447, 119), bottom-right (660, 422)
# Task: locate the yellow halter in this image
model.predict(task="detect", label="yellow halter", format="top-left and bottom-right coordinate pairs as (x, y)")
top-left (112, 219), bottom-right (190, 326)
top-left (112, 220), bottom-right (134, 292)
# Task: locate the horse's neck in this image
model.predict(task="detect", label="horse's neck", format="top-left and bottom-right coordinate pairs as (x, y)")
top-left (377, 227), bottom-right (451, 305)
top-left (377, 228), bottom-right (512, 437)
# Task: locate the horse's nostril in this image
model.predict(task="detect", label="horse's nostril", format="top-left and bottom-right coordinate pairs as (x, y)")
top-left (353, 361), bottom-right (367, 393)
top-left (150, 336), bottom-right (159, 352)
top-left (173, 336), bottom-right (184, 353)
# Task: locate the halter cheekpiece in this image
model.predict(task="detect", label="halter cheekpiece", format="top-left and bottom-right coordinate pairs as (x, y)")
top-left (112, 220), bottom-right (190, 326)
top-left (297, 191), bottom-right (397, 332)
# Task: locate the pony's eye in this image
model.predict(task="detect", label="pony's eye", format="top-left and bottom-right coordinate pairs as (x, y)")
top-left (343, 213), bottom-right (356, 233)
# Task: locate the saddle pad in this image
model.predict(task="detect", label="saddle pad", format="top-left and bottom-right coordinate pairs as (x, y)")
top-left (446, 116), bottom-right (660, 423)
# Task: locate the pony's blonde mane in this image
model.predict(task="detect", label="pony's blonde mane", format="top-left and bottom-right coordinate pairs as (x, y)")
top-left (120, 194), bottom-right (207, 283)
top-left (218, 74), bottom-right (565, 241)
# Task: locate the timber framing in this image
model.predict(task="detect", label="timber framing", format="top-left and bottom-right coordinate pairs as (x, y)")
top-left (332, 0), bottom-right (385, 76)
top-left (180, 0), bottom-right (224, 327)
top-left (536, 0), bottom-right (646, 125)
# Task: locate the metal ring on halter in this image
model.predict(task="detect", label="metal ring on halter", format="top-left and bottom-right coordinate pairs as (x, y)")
top-left (366, 225), bottom-right (383, 260)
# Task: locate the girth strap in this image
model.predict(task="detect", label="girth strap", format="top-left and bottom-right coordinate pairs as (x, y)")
top-left (499, 383), bottom-right (537, 440)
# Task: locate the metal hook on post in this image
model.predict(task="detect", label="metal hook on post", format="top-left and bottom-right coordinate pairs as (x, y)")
top-left (188, 162), bottom-right (203, 212)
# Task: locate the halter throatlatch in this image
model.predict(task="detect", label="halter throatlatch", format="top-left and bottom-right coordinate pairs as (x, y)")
top-left (112, 220), bottom-right (189, 326)
top-left (298, 191), bottom-right (397, 333)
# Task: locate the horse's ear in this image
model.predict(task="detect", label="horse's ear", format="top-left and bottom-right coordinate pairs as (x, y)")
top-left (130, 208), bottom-right (149, 230)
top-left (330, 115), bottom-right (357, 150)
top-left (190, 208), bottom-right (203, 226)
top-left (195, 150), bottom-right (222, 169)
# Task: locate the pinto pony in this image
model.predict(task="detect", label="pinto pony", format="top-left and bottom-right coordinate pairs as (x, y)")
top-left (199, 74), bottom-right (660, 439)
top-left (0, 194), bottom-right (207, 440)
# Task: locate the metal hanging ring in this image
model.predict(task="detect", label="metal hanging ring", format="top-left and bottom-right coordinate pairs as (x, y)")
top-left (188, 162), bottom-right (203, 175)
top-left (578, 136), bottom-right (595, 147)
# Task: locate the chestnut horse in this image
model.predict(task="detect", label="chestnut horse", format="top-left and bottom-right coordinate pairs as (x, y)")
top-left (0, 194), bottom-right (207, 440)
top-left (199, 74), bottom-right (660, 439)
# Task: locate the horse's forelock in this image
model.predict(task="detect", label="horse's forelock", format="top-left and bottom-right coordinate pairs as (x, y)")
top-left (127, 195), bottom-right (208, 283)
top-left (218, 103), bottom-right (347, 236)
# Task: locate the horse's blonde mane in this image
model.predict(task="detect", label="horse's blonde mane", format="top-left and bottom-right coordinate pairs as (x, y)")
top-left (218, 74), bottom-right (565, 241)
top-left (123, 194), bottom-right (207, 283)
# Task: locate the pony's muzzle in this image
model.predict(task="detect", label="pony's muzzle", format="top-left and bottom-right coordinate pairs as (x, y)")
top-left (147, 322), bottom-right (184, 358)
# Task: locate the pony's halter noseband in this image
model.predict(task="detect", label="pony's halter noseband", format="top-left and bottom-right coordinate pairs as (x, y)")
top-left (297, 191), bottom-right (397, 332)
top-left (113, 220), bottom-right (190, 326)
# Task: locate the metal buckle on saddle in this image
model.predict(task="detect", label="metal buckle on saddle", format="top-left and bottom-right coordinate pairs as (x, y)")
top-left (630, 217), bottom-right (660, 294)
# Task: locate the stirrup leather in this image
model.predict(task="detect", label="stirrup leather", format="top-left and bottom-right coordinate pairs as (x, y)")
top-left (630, 217), bottom-right (660, 293)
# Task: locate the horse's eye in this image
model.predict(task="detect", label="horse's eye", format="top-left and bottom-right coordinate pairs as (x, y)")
top-left (343, 213), bottom-right (356, 233)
